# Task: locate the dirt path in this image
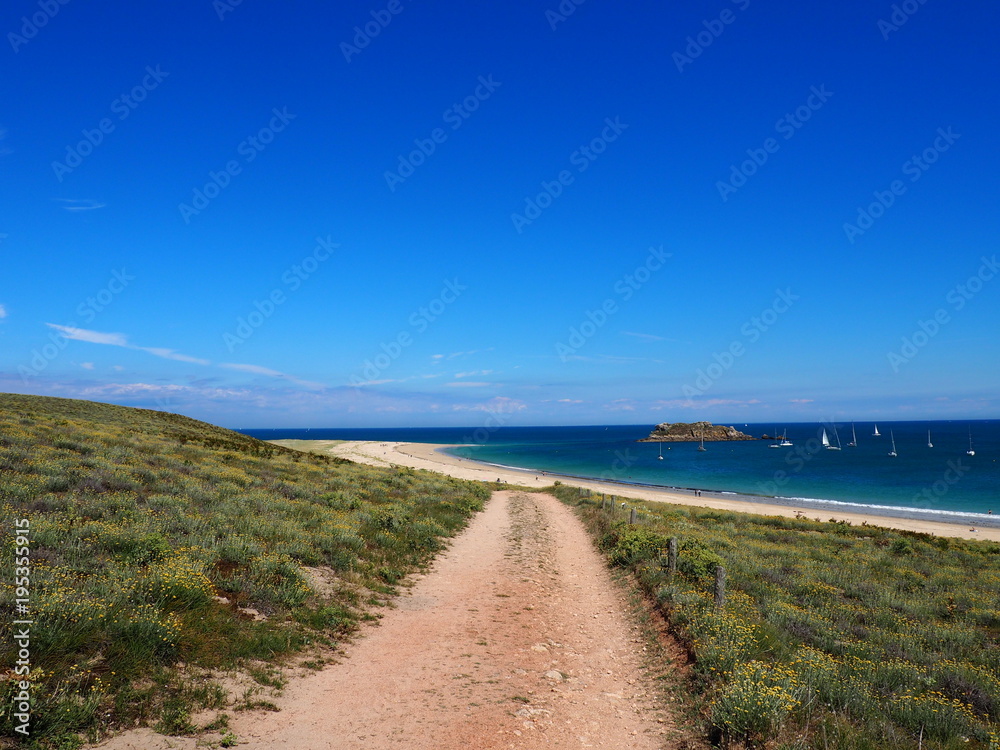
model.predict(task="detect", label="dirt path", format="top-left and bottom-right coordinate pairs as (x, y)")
top-left (95, 491), bottom-right (674, 749)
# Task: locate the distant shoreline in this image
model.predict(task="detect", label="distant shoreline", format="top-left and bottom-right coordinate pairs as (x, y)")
top-left (437, 445), bottom-right (1000, 529)
top-left (317, 441), bottom-right (1000, 541)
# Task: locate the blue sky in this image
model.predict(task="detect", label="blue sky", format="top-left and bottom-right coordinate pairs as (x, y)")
top-left (1, 0), bottom-right (998, 428)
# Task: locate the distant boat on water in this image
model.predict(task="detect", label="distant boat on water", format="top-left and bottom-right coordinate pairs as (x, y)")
top-left (769, 425), bottom-right (780, 448)
top-left (779, 428), bottom-right (792, 447)
top-left (658, 443), bottom-right (663, 460)
top-left (697, 430), bottom-right (707, 452)
top-left (927, 430), bottom-right (933, 448)
top-left (847, 423), bottom-right (857, 447)
top-left (967, 428), bottom-right (975, 457)
top-left (874, 424), bottom-right (881, 437)
top-left (888, 430), bottom-right (897, 457)
top-left (826, 425), bottom-right (842, 451)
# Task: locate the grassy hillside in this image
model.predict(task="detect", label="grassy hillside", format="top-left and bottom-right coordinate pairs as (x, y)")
top-left (0, 394), bottom-right (489, 748)
top-left (553, 486), bottom-right (1000, 750)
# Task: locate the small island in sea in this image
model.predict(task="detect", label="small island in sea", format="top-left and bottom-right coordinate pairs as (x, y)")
top-left (637, 421), bottom-right (757, 442)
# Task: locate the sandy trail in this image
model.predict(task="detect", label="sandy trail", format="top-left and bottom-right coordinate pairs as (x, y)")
top-left (95, 491), bottom-right (672, 749)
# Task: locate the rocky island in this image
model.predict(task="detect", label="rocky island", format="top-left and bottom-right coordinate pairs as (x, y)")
top-left (637, 421), bottom-right (757, 442)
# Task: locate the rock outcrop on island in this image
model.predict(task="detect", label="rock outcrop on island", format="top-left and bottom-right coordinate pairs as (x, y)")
top-left (637, 421), bottom-right (757, 442)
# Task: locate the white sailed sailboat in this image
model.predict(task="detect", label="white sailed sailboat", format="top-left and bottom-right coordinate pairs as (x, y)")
top-left (927, 430), bottom-right (933, 448)
top-left (873, 424), bottom-right (881, 437)
top-left (967, 428), bottom-right (975, 457)
top-left (888, 430), bottom-right (897, 457)
top-left (847, 422), bottom-right (857, 448)
top-left (697, 430), bottom-right (707, 452)
top-left (769, 426), bottom-right (781, 448)
top-left (658, 442), bottom-right (664, 460)
top-left (779, 428), bottom-right (792, 447)
top-left (821, 428), bottom-right (830, 448)
top-left (826, 425), bottom-right (842, 450)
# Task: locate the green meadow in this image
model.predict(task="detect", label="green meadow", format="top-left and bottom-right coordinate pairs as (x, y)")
top-left (0, 394), bottom-right (487, 748)
top-left (554, 486), bottom-right (1000, 750)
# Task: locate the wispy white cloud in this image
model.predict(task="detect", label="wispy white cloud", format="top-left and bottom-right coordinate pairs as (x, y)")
top-left (557, 398), bottom-right (583, 404)
top-left (46, 324), bottom-right (210, 365)
top-left (78, 382), bottom-right (252, 400)
top-left (621, 331), bottom-right (665, 342)
top-left (604, 398), bottom-right (637, 411)
top-left (446, 381), bottom-right (492, 388)
top-left (652, 398), bottom-right (762, 410)
top-left (454, 369), bottom-right (494, 378)
top-left (47, 324), bottom-right (129, 347)
top-left (55, 198), bottom-right (106, 212)
top-left (140, 347), bottom-right (211, 365)
top-left (432, 347), bottom-right (494, 362)
top-left (452, 396), bottom-right (526, 413)
top-left (80, 362), bottom-right (95, 370)
top-left (221, 362), bottom-right (325, 390)
top-left (789, 398), bottom-right (814, 404)
top-left (0, 304), bottom-right (7, 319)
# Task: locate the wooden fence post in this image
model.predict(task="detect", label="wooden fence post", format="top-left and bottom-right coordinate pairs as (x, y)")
top-left (629, 507), bottom-right (637, 525)
top-left (714, 565), bottom-right (726, 609)
top-left (668, 537), bottom-right (677, 575)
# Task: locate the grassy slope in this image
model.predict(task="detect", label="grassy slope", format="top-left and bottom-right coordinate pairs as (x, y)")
top-left (0, 394), bottom-right (488, 747)
top-left (551, 485), bottom-right (1000, 750)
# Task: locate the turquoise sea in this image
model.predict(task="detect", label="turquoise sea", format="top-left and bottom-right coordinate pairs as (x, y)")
top-left (242, 421), bottom-right (999, 526)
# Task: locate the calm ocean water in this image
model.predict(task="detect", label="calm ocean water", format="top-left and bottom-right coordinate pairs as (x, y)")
top-left (241, 422), bottom-right (999, 523)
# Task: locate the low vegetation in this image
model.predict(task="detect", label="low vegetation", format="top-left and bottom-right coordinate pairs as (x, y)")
top-left (0, 394), bottom-right (488, 748)
top-left (553, 485), bottom-right (1000, 749)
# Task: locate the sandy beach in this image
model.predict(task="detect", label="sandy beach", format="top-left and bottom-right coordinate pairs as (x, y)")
top-left (324, 440), bottom-right (1000, 542)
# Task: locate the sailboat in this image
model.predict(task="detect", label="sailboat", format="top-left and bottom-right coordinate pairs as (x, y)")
top-left (697, 430), bottom-right (707, 452)
top-left (826, 425), bottom-right (842, 451)
top-left (847, 422), bottom-right (857, 447)
top-left (888, 430), bottom-right (897, 457)
top-left (927, 430), bottom-right (933, 449)
top-left (769, 426), bottom-right (781, 448)
top-left (873, 424), bottom-right (881, 437)
top-left (967, 428), bottom-right (975, 457)
top-left (658, 442), bottom-right (664, 460)
top-left (779, 428), bottom-right (792, 447)
top-left (821, 428), bottom-right (830, 448)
